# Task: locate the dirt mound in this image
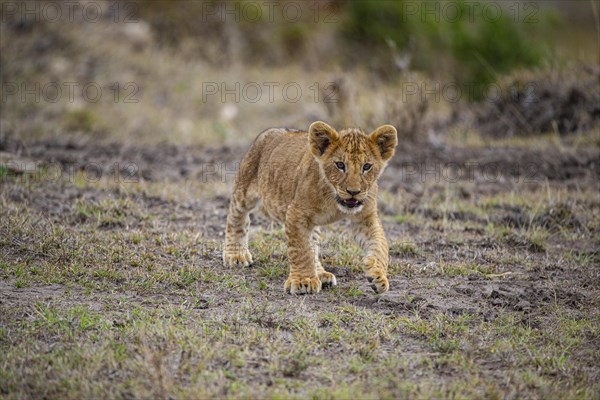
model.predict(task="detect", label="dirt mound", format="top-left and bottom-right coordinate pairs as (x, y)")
top-left (474, 65), bottom-right (600, 137)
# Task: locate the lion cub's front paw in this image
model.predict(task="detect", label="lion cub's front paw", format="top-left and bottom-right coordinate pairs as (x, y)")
top-left (284, 276), bottom-right (322, 295)
top-left (223, 248), bottom-right (253, 267)
top-left (366, 272), bottom-right (389, 294)
top-left (317, 271), bottom-right (337, 289)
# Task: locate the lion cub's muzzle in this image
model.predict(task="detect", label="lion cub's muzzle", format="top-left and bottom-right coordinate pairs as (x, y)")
top-left (336, 195), bottom-right (363, 209)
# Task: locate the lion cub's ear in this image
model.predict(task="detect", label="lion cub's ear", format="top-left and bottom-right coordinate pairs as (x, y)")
top-left (369, 125), bottom-right (398, 161)
top-left (309, 121), bottom-right (339, 157)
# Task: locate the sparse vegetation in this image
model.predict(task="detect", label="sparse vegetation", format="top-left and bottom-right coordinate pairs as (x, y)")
top-left (1, 0), bottom-right (599, 398)
top-left (2, 132), bottom-right (598, 398)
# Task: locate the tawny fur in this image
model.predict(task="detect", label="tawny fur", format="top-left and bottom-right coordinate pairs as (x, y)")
top-left (223, 121), bottom-right (398, 294)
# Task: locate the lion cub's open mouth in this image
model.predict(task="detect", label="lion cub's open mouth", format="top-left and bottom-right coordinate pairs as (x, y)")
top-left (337, 197), bottom-right (363, 209)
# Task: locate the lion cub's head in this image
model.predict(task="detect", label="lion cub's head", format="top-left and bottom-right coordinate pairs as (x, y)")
top-left (308, 121), bottom-right (398, 214)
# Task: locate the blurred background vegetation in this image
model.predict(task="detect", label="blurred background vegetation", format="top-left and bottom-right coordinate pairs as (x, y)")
top-left (0, 0), bottom-right (598, 145)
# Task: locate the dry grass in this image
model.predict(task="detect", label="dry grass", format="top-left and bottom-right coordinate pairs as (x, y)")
top-left (1, 133), bottom-right (599, 399)
top-left (1, 2), bottom-right (599, 398)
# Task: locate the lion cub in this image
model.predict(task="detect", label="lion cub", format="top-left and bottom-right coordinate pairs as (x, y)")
top-left (223, 121), bottom-right (398, 294)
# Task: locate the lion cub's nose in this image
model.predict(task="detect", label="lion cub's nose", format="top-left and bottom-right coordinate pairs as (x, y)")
top-left (346, 189), bottom-right (360, 196)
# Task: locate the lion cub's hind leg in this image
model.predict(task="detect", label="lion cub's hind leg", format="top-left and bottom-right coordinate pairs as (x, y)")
top-left (311, 228), bottom-right (337, 289)
top-left (223, 186), bottom-right (258, 267)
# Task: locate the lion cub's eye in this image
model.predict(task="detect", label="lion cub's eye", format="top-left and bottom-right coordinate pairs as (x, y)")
top-left (362, 163), bottom-right (373, 172)
top-left (335, 161), bottom-right (346, 171)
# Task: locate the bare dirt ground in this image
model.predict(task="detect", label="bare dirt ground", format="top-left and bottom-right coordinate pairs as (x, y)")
top-left (1, 133), bottom-right (599, 399)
